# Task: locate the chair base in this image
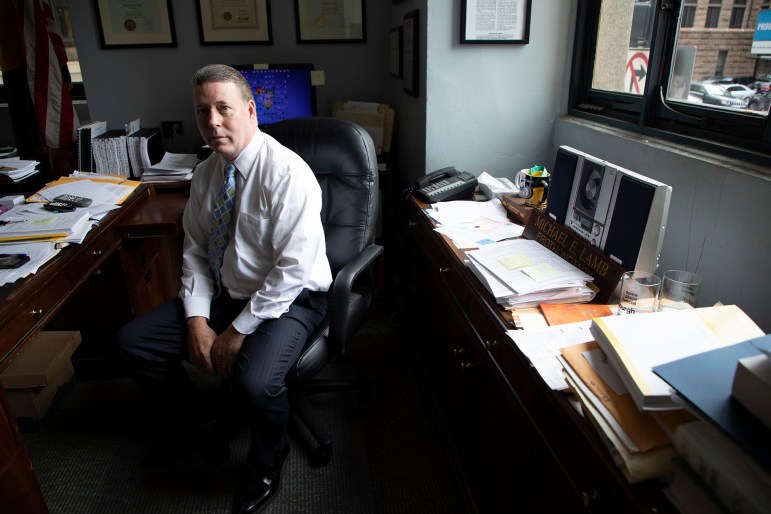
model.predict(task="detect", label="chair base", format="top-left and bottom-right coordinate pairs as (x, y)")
top-left (289, 377), bottom-right (370, 467)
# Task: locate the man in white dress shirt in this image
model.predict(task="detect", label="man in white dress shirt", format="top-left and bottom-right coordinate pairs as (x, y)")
top-left (116, 64), bottom-right (332, 513)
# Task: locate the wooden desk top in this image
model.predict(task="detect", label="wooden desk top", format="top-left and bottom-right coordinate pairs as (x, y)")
top-left (0, 186), bottom-right (150, 369)
top-left (406, 196), bottom-right (674, 513)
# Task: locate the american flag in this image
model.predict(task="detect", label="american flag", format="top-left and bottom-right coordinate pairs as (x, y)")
top-left (20, 0), bottom-right (79, 178)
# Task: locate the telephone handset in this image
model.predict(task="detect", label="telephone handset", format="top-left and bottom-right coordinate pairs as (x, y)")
top-left (413, 167), bottom-right (478, 203)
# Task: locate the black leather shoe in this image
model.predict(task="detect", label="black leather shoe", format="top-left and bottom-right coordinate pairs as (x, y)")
top-left (232, 441), bottom-right (290, 514)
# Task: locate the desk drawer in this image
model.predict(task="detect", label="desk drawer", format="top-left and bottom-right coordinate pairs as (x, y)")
top-left (0, 275), bottom-right (70, 360)
top-left (64, 232), bottom-right (120, 289)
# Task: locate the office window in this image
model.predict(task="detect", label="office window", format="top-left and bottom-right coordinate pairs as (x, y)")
top-left (681, 1), bottom-right (697, 27)
top-left (569, 0), bottom-right (770, 166)
top-left (705, 6), bottom-right (721, 28)
top-left (729, 0), bottom-right (746, 28)
top-left (715, 50), bottom-right (728, 76)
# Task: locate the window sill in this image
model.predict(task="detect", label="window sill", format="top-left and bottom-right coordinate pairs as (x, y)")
top-left (562, 114), bottom-right (771, 182)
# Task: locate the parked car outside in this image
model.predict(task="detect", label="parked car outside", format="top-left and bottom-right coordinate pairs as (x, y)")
top-left (747, 91), bottom-right (771, 113)
top-left (688, 82), bottom-right (746, 109)
top-left (723, 84), bottom-right (755, 103)
top-left (750, 79), bottom-right (771, 93)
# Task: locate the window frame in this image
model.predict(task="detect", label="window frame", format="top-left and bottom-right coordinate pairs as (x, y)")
top-left (568, 0), bottom-right (771, 168)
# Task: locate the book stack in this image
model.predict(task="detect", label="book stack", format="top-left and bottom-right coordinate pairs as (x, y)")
top-left (126, 128), bottom-right (163, 179)
top-left (558, 340), bottom-right (678, 482)
top-left (576, 305), bottom-right (771, 503)
top-left (465, 238), bottom-right (596, 309)
top-left (590, 305), bottom-right (763, 411)
top-left (667, 420), bottom-right (771, 513)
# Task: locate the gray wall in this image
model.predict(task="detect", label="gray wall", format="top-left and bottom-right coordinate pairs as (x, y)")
top-left (68, 0), bottom-right (394, 153)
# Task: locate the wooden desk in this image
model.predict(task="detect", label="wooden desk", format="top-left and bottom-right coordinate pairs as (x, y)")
top-left (0, 185), bottom-right (186, 512)
top-left (399, 198), bottom-right (674, 513)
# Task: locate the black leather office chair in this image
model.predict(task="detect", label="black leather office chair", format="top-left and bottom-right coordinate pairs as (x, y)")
top-left (262, 116), bottom-right (382, 466)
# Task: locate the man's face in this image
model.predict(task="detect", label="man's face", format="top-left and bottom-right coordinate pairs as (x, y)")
top-left (194, 81), bottom-right (256, 162)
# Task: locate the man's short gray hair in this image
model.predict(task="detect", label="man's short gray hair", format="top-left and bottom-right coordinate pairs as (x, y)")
top-left (191, 64), bottom-right (253, 103)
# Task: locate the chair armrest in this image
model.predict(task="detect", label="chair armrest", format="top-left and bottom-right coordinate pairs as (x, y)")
top-left (328, 244), bottom-right (384, 353)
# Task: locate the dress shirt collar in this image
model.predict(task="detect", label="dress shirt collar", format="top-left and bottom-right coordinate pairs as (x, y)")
top-left (230, 128), bottom-right (264, 179)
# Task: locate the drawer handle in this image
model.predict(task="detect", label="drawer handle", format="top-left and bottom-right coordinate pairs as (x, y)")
top-left (460, 362), bottom-right (475, 370)
top-left (91, 250), bottom-right (103, 258)
top-left (484, 340), bottom-right (498, 350)
top-left (439, 267), bottom-right (449, 273)
top-left (581, 491), bottom-right (599, 506)
top-left (452, 348), bottom-right (466, 356)
top-left (408, 221), bottom-right (417, 227)
top-left (30, 308), bottom-right (44, 319)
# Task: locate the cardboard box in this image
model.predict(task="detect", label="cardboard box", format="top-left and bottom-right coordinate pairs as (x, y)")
top-left (0, 331), bottom-right (81, 420)
top-left (332, 101), bottom-right (395, 155)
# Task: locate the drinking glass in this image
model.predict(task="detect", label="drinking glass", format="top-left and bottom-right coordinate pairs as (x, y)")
top-left (618, 271), bottom-right (661, 314)
top-left (658, 270), bottom-right (701, 311)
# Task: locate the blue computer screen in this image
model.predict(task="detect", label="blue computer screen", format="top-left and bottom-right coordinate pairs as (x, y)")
top-left (232, 64), bottom-right (316, 126)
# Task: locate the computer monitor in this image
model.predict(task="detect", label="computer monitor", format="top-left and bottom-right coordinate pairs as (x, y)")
top-left (230, 63), bottom-right (317, 126)
top-left (546, 145), bottom-right (672, 274)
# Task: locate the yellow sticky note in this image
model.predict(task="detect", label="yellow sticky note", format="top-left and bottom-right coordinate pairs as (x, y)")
top-left (311, 70), bottom-right (326, 86)
top-left (523, 263), bottom-right (560, 281)
top-left (498, 254), bottom-right (532, 270)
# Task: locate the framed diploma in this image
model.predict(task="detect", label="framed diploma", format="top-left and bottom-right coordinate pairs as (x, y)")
top-left (95, 0), bottom-right (176, 48)
top-left (460, 0), bottom-right (531, 44)
top-left (196, 0), bottom-right (272, 45)
top-left (294, 0), bottom-right (366, 43)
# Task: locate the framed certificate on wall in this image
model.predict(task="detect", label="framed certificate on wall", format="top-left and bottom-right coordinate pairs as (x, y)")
top-left (95, 0), bottom-right (176, 48)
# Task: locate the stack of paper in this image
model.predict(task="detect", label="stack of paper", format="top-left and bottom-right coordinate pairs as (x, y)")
top-left (590, 305), bottom-right (764, 411)
top-left (0, 242), bottom-right (61, 286)
top-left (0, 158), bottom-right (40, 183)
top-left (0, 210), bottom-right (91, 243)
top-left (92, 129), bottom-right (130, 175)
top-left (465, 238), bottom-right (596, 309)
top-left (558, 341), bottom-right (677, 482)
top-left (126, 128), bottom-right (164, 179)
top-left (141, 152), bottom-right (198, 182)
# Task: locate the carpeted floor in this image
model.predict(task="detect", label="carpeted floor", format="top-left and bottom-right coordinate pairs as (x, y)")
top-left (22, 295), bottom-right (468, 514)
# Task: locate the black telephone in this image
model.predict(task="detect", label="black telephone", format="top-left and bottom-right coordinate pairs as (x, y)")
top-left (413, 167), bottom-right (478, 203)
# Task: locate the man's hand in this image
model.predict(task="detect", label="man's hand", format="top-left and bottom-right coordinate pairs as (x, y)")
top-left (187, 316), bottom-right (217, 374)
top-left (211, 325), bottom-right (246, 379)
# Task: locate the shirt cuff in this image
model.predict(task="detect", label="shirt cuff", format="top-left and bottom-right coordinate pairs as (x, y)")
top-left (182, 295), bottom-right (212, 320)
top-left (232, 309), bottom-right (261, 335)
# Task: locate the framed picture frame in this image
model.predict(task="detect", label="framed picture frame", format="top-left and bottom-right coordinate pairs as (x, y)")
top-left (389, 27), bottom-right (402, 78)
top-left (196, 0), bottom-right (272, 45)
top-left (294, 0), bottom-right (365, 43)
top-left (402, 10), bottom-right (418, 97)
top-left (460, 0), bottom-right (531, 44)
top-left (94, 0), bottom-right (176, 48)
